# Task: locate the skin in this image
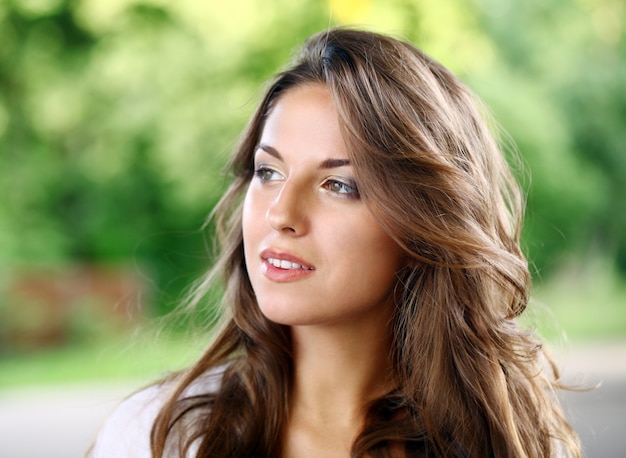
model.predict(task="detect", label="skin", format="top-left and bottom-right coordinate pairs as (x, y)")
top-left (242, 84), bottom-right (406, 457)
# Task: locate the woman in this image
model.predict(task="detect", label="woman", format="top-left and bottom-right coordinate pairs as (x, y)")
top-left (93, 28), bottom-right (581, 457)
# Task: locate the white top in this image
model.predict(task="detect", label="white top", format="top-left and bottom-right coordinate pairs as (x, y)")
top-left (91, 366), bottom-right (569, 457)
top-left (91, 384), bottom-right (164, 457)
top-left (91, 368), bottom-right (225, 457)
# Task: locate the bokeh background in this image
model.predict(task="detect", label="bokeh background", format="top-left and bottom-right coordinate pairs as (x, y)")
top-left (0, 0), bottom-right (625, 456)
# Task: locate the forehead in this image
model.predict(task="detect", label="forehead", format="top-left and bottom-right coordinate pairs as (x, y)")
top-left (258, 84), bottom-right (348, 161)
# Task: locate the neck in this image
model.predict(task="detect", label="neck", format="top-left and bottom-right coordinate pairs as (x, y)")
top-left (281, 308), bottom-right (397, 458)
top-left (289, 318), bottom-right (395, 425)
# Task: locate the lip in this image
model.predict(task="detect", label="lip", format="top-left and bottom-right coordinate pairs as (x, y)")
top-left (259, 249), bottom-right (315, 283)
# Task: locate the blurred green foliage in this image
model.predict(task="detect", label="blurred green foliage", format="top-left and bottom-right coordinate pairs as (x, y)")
top-left (470, 0), bottom-right (626, 274)
top-left (0, 0), bottom-right (624, 323)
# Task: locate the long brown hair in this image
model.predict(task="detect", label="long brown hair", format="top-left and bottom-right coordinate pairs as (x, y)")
top-left (151, 28), bottom-right (580, 457)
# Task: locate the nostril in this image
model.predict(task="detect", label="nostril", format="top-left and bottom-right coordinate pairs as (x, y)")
top-left (266, 203), bottom-right (304, 235)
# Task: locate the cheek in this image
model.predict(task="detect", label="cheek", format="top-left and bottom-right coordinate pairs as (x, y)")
top-left (242, 192), bottom-right (260, 266)
top-left (242, 189), bottom-right (259, 241)
top-left (352, 228), bottom-right (404, 284)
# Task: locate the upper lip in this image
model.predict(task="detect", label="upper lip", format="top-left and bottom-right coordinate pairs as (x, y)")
top-left (260, 248), bottom-right (315, 270)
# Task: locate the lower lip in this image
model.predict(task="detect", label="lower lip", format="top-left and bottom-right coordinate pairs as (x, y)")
top-left (261, 260), bottom-right (315, 283)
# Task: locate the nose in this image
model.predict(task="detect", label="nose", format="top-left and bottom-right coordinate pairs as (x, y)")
top-left (266, 181), bottom-right (307, 235)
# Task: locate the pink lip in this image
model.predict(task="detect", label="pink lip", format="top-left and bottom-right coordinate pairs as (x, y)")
top-left (259, 249), bottom-right (315, 283)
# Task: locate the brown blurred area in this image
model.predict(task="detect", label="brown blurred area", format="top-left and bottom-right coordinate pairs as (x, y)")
top-left (2, 265), bottom-right (147, 351)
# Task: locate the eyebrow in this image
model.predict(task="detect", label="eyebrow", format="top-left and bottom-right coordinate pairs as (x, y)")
top-left (257, 143), bottom-right (351, 169)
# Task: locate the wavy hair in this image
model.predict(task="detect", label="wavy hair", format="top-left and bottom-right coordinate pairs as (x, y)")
top-left (151, 28), bottom-right (580, 457)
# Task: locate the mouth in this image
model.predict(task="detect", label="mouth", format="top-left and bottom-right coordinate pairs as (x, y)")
top-left (266, 257), bottom-right (314, 271)
top-left (260, 249), bottom-right (315, 271)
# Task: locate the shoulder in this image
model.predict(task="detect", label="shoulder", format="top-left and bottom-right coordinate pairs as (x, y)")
top-left (90, 384), bottom-right (164, 458)
top-left (90, 366), bottom-right (226, 458)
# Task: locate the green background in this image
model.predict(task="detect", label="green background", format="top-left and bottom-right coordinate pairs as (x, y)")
top-left (1, 0), bottom-right (624, 386)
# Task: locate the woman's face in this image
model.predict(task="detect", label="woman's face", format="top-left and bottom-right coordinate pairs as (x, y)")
top-left (242, 84), bottom-right (405, 328)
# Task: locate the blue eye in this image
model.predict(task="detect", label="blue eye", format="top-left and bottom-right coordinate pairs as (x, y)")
top-left (254, 167), bottom-right (283, 182)
top-left (323, 179), bottom-right (360, 199)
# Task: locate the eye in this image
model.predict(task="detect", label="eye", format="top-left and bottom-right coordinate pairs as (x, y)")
top-left (254, 166), bottom-right (283, 182)
top-left (323, 179), bottom-right (360, 199)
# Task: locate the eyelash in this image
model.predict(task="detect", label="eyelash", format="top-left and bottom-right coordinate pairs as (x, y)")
top-left (253, 166), bottom-right (360, 200)
top-left (254, 167), bottom-right (282, 182)
top-left (322, 179), bottom-right (360, 199)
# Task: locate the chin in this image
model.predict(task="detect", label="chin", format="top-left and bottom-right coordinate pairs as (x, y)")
top-left (258, 302), bottom-right (293, 324)
top-left (258, 303), bottom-right (319, 327)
